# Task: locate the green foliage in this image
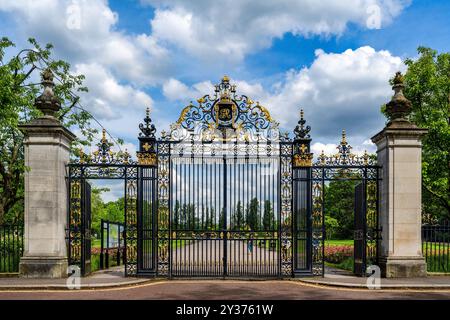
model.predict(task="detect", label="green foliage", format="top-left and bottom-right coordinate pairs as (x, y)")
top-left (246, 198), bottom-right (260, 231)
top-left (233, 200), bottom-right (245, 229)
top-left (173, 200), bottom-right (181, 229)
top-left (323, 175), bottom-right (359, 239)
top-left (0, 37), bottom-right (95, 223)
top-left (325, 215), bottom-right (339, 240)
top-left (262, 200), bottom-right (274, 231)
top-left (90, 187), bottom-right (124, 238)
top-left (400, 47), bottom-right (450, 221)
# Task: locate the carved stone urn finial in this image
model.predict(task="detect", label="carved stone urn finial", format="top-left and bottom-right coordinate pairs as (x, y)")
top-left (386, 71), bottom-right (412, 121)
top-left (34, 68), bottom-right (61, 117)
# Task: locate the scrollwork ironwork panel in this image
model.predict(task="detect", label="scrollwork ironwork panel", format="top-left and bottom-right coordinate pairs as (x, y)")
top-left (280, 142), bottom-right (293, 276)
top-left (68, 180), bottom-right (82, 268)
top-left (157, 141), bottom-right (170, 276)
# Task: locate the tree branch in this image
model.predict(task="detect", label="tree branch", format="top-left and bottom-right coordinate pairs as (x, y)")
top-left (423, 183), bottom-right (450, 212)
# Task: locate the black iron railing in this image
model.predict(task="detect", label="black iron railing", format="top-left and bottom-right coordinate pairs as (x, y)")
top-left (422, 221), bottom-right (450, 273)
top-left (0, 224), bottom-right (24, 273)
top-left (100, 219), bottom-right (125, 269)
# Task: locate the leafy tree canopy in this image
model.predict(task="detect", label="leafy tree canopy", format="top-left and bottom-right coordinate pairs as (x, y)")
top-left (400, 47), bottom-right (450, 221)
top-left (0, 37), bottom-right (95, 223)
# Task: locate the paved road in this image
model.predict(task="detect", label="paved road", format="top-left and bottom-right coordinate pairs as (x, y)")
top-left (1, 280), bottom-right (450, 300)
top-left (172, 240), bottom-right (278, 276)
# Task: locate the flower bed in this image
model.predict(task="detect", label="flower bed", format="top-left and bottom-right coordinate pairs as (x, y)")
top-left (324, 245), bottom-right (353, 264)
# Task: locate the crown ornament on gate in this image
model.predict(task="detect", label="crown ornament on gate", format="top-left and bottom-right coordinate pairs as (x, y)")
top-left (170, 76), bottom-right (279, 142)
top-left (137, 107), bottom-right (157, 166)
top-left (315, 130), bottom-right (373, 166)
top-left (75, 129), bottom-right (132, 165)
top-left (294, 109), bottom-right (311, 139)
top-left (292, 109), bottom-right (313, 167)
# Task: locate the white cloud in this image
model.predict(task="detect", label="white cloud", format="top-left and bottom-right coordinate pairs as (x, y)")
top-left (165, 46), bottom-right (403, 152)
top-left (74, 63), bottom-right (153, 120)
top-left (146, 0), bottom-right (410, 61)
top-left (262, 46), bottom-right (405, 138)
top-left (0, 1), bottom-right (409, 154)
top-left (311, 142), bottom-right (339, 156)
top-left (90, 179), bottom-right (124, 203)
top-left (0, 0), bottom-right (171, 85)
top-left (162, 78), bottom-right (217, 103)
top-left (162, 78), bottom-right (193, 102)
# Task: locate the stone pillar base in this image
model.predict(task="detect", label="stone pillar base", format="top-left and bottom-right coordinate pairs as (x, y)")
top-left (19, 257), bottom-right (68, 279)
top-left (380, 257), bottom-right (427, 278)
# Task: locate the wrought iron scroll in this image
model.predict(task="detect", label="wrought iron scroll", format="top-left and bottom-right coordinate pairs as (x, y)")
top-left (157, 138), bottom-right (170, 276)
top-left (311, 168), bottom-right (325, 276)
top-left (366, 177), bottom-right (380, 267)
top-left (68, 180), bottom-right (82, 268)
top-left (125, 174), bottom-right (138, 276)
top-left (280, 141), bottom-right (293, 276)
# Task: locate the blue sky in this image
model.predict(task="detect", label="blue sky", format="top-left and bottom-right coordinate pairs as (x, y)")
top-left (1, 0), bottom-right (449, 200)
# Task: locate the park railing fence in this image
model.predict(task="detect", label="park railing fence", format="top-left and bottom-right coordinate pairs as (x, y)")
top-left (422, 221), bottom-right (450, 273)
top-left (100, 219), bottom-right (125, 269)
top-left (0, 224), bottom-right (24, 273)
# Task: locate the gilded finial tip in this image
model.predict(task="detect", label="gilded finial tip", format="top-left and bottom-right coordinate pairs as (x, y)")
top-left (341, 129), bottom-right (347, 144)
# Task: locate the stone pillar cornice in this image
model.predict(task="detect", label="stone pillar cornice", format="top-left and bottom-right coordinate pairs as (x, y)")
top-left (371, 120), bottom-right (428, 145)
top-left (19, 116), bottom-right (76, 139)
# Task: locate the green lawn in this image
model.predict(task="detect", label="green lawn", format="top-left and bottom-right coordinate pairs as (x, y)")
top-left (325, 239), bottom-right (353, 246)
top-left (325, 258), bottom-right (353, 272)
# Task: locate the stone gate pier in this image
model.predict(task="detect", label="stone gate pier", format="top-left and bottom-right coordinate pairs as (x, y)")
top-left (18, 70), bottom-right (75, 278)
top-left (372, 72), bottom-right (428, 277)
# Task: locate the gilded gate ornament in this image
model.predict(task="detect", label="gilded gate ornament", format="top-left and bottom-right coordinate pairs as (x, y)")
top-left (137, 107), bottom-right (157, 166)
top-left (292, 109), bottom-right (313, 167)
top-left (171, 76), bottom-right (280, 143)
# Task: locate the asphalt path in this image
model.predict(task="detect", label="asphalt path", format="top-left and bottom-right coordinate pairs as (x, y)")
top-left (1, 280), bottom-right (450, 300)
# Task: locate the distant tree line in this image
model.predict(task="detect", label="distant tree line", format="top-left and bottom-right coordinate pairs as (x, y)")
top-left (172, 198), bottom-right (277, 231)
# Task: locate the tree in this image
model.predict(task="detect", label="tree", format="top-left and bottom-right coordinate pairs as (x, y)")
top-left (173, 200), bottom-right (181, 229)
top-left (246, 198), bottom-right (260, 231)
top-left (208, 206), bottom-right (216, 229)
top-left (219, 207), bottom-right (226, 229)
top-left (181, 204), bottom-right (188, 229)
top-left (324, 176), bottom-right (359, 239)
top-left (90, 187), bottom-right (124, 238)
top-left (398, 47), bottom-right (450, 220)
top-left (325, 215), bottom-right (340, 240)
top-left (0, 37), bottom-right (95, 223)
top-left (234, 200), bottom-right (244, 230)
top-left (263, 200), bottom-right (274, 231)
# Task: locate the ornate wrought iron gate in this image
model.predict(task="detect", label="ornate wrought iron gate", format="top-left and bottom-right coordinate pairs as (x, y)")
top-left (168, 147), bottom-right (281, 277)
top-left (309, 130), bottom-right (381, 277)
top-left (154, 76), bottom-right (295, 278)
top-left (67, 179), bottom-right (92, 276)
top-left (67, 76), bottom-right (380, 278)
